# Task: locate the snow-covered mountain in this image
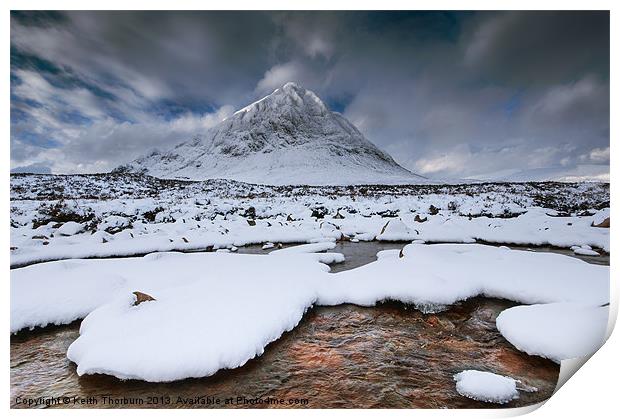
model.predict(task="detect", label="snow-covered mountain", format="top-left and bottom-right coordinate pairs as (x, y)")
top-left (114, 82), bottom-right (426, 185)
top-left (467, 164), bottom-right (610, 183)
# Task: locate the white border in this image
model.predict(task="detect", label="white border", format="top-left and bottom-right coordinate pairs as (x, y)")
top-left (3, 2), bottom-right (616, 418)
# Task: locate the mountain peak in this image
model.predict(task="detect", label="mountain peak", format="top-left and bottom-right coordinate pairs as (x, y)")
top-left (234, 82), bottom-right (327, 118)
top-left (115, 84), bottom-right (426, 185)
top-left (282, 81), bottom-right (300, 89)
top-left (280, 81), bottom-right (304, 94)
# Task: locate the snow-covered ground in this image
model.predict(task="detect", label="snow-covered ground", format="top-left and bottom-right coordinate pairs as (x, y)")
top-left (9, 174), bottom-right (611, 388)
top-left (10, 174), bottom-right (610, 267)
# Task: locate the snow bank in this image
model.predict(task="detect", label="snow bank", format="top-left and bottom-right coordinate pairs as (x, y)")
top-left (453, 370), bottom-right (519, 404)
top-left (11, 260), bottom-right (127, 332)
top-left (268, 242), bottom-right (344, 265)
top-left (62, 252), bottom-right (326, 382)
top-left (496, 303), bottom-right (609, 363)
top-left (318, 244), bottom-right (609, 308)
top-left (573, 246), bottom-right (600, 256)
top-left (307, 252), bottom-right (345, 265)
top-left (10, 243), bottom-right (609, 381)
top-left (270, 241), bottom-right (336, 254)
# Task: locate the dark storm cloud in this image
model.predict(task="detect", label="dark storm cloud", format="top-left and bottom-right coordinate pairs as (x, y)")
top-left (11, 11), bottom-right (278, 104)
top-left (10, 11), bottom-right (609, 180)
top-left (462, 11), bottom-right (609, 85)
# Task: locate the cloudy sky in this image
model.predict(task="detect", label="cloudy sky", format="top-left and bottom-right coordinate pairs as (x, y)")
top-left (10, 11), bottom-right (609, 180)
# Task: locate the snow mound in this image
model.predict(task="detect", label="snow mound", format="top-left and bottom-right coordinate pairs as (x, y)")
top-left (64, 252), bottom-right (325, 382)
top-left (496, 303), bottom-right (609, 363)
top-left (308, 252), bottom-right (345, 265)
top-left (99, 215), bottom-right (130, 232)
top-left (573, 246), bottom-right (600, 256)
top-left (592, 208), bottom-right (610, 226)
top-left (376, 249), bottom-right (401, 260)
top-left (270, 242), bottom-right (336, 254)
top-left (57, 221), bottom-right (84, 236)
top-left (376, 218), bottom-right (417, 241)
top-left (453, 370), bottom-right (519, 404)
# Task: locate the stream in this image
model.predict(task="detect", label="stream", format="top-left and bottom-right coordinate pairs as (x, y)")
top-left (11, 241), bottom-right (607, 409)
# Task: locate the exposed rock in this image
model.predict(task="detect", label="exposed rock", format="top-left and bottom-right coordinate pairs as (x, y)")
top-left (375, 209), bottom-right (399, 218)
top-left (545, 210), bottom-right (570, 217)
top-left (142, 207), bottom-right (164, 222)
top-left (337, 233), bottom-right (350, 242)
top-left (244, 206), bottom-right (256, 218)
top-left (414, 214), bottom-right (428, 223)
top-left (380, 221), bottom-right (390, 235)
top-left (592, 217), bottom-right (610, 228)
top-left (311, 206), bottom-right (329, 219)
top-left (132, 291), bottom-right (156, 306)
top-left (100, 215), bottom-right (131, 234)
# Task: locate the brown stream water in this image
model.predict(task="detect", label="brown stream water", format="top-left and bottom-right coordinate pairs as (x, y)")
top-left (11, 242), bottom-right (606, 409)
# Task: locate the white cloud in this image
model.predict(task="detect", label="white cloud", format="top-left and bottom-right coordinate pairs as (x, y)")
top-left (587, 147), bottom-right (610, 163)
top-left (255, 61), bottom-right (312, 94)
top-left (11, 106), bottom-right (235, 174)
top-left (531, 75), bottom-right (604, 119)
top-left (413, 149), bottom-right (472, 175)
